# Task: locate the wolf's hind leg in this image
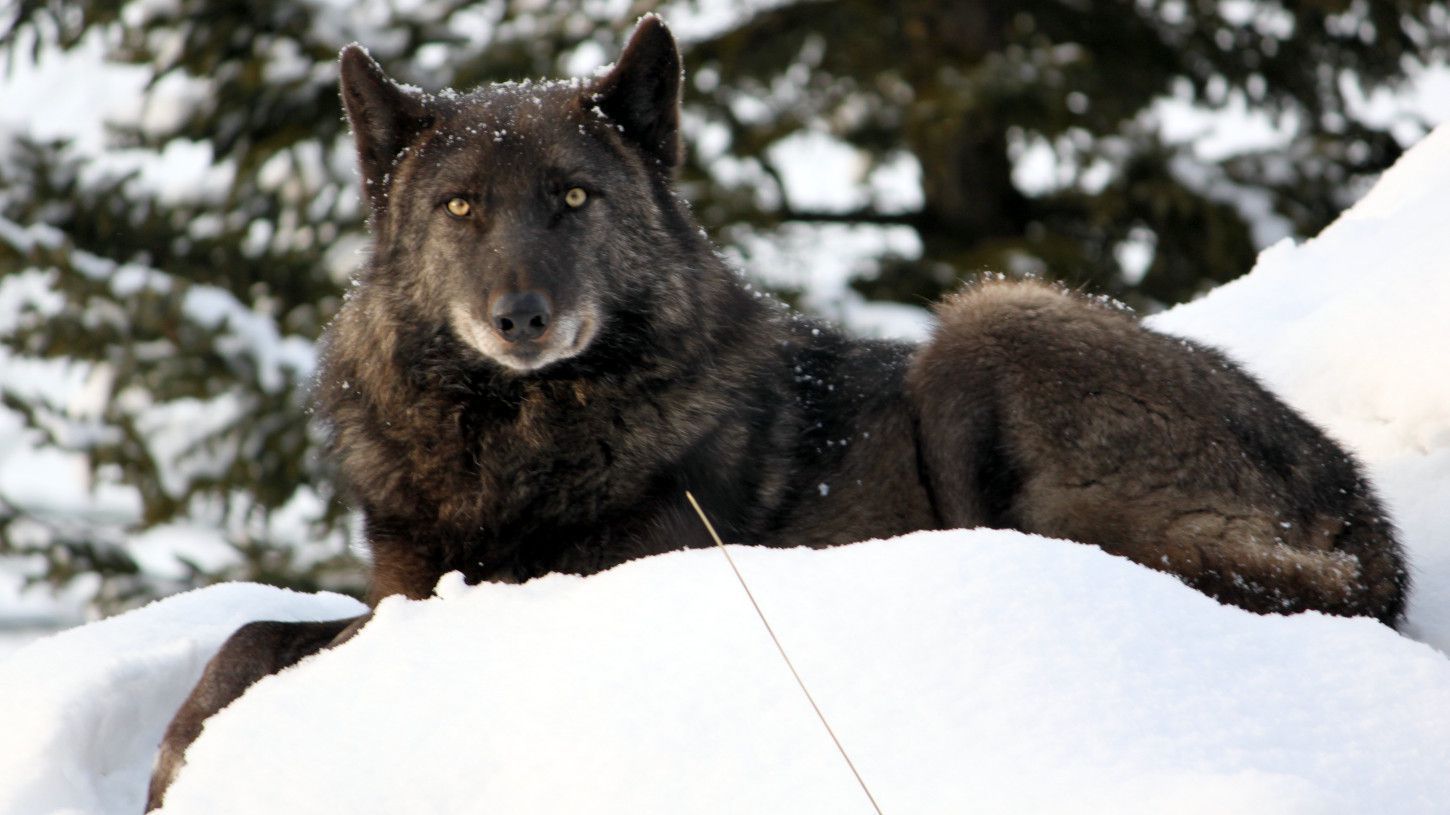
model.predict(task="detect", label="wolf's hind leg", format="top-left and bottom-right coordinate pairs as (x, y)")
top-left (1016, 484), bottom-right (1399, 622)
top-left (906, 279), bottom-right (1407, 625)
top-left (145, 615), bottom-right (361, 811)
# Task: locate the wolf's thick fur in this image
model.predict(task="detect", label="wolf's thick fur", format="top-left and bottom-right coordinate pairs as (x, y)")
top-left (146, 16), bottom-right (1407, 809)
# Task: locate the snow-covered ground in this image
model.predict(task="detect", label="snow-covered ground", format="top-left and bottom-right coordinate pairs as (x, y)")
top-left (53, 535), bottom-right (1450, 814)
top-left (1, 117), bottom-right (1449, 815)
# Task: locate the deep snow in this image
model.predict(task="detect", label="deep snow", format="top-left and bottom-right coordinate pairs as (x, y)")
top-left (3, 64), bottom-right (1450, 815)
top-left (0, 585), bottom-right (362, 814)
top-left (59, 536), bottom-right (1450, 813)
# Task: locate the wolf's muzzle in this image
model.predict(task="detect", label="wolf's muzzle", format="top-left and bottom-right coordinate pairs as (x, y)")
top-left (491, 291), bottom-right (552, 343)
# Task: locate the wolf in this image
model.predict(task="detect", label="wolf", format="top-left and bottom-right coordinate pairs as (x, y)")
top-left (145, 15), bottom-right (1407, 809)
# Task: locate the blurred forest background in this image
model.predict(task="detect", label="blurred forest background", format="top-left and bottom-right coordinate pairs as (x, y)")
top-left (1, 0), bottom-right (1447, 617)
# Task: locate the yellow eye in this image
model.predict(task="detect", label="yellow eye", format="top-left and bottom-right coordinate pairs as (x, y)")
top-left (564, 187), bottom-right (588, 208)
top-left (446, 197), bottom-right (471, 218)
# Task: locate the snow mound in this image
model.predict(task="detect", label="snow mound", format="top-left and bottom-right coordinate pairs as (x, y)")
top-left (119, 535), bottom-right (1450, 813)
top-left (0, 585), bottom-right (363, 815)
top-left (2, 114), bottom-right (1449, 815)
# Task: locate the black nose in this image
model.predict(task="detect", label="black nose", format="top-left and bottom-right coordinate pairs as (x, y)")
top-left (490, 291), bottom-right (552, 343)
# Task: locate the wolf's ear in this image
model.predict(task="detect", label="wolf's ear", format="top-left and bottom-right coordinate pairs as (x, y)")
top-left (339, 45), bottom-right (433, 213)
top-left (590, 16), bottom-right (683, 169)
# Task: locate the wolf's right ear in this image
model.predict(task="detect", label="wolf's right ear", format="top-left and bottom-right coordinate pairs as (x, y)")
top-left (339, 45), bottom-right (433, 214)
top-left (590, 16), bottom-right (683, 169)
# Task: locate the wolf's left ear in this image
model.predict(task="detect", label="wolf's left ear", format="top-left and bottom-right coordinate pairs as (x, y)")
top-left (339, 45), bottom-right (434, 214)
top-left (590, 15), bottom-right (683, 169)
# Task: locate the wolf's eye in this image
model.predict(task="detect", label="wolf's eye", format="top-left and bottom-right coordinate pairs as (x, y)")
top-left (564, 187), bottom-right (588, 208)
top-left (445, 198), bottom-right (471, 218)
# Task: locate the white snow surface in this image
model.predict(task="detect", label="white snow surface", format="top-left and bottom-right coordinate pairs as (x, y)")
top-left (4, 122), bottom-right (1450, 815)
top-left (0, 585), bottom-right (363, 815)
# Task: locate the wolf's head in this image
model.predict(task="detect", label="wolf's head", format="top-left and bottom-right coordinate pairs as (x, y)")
top-left (339, 16), bottom-right (696, 374)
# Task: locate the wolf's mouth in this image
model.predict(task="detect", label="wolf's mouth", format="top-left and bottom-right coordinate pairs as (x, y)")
top-left (449, 303), bottom-right (599, 373)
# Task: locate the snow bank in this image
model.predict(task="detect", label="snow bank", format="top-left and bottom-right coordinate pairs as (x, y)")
top-left (0, 586), bottom-right (362, 815)
top-left (9, 533), bottom-right (1448, 815)
top-left (3, 109), bottom-right (1450, 815)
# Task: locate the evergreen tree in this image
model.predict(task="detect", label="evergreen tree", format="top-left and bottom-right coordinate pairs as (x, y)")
top-left (1, 0), bottom-right (1444, 610)
top-left (681, 0), bottom-right (1449, 304)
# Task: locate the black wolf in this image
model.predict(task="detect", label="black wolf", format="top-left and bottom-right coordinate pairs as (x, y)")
top-left (146, 15), bottom-right (1406, 809)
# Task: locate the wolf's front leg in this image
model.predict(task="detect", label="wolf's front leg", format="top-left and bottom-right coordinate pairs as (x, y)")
top-left (145, 615), bottom-right (363, 811)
